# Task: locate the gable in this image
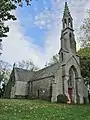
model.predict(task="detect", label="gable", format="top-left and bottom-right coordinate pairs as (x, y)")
top-left (65, 55), bottom-right (80, 67)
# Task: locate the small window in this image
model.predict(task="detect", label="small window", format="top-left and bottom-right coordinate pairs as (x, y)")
top-left (71, 22), bottom-right (72, 28)
top-left (64, 19), bottom-right (67, 28)
top-left (61, 52), bottom-right (63, 61)
top-left (68, 18), bottom-right (70, 22)
top-left (31, 82), bottom-right (33, 92)
top-left (37, 89), bottom-right (39, 98)
top-left (69, 33), bottom-right (72, 49)
top-left (64, 19), bottom-right (67, 23)
top-left (68, 18), bottom-right (71, 27)
top-left (69, 32), bottom-right (72, 38)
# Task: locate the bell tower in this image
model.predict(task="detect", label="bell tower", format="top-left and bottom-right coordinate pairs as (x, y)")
top-left (58, 2), bottom-right (86, 104)
top-left (60, 2), bottom-right (76, 53)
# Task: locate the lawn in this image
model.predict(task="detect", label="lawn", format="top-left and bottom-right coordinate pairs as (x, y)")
top-left (0, 99), bottom-right (90, 120)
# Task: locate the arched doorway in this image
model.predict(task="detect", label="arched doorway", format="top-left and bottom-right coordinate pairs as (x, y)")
top-left (68, 65), bottom-right (79, 103)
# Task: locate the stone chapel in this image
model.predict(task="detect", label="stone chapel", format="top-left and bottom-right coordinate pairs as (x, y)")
top-left (4, 2), bottom-right (88, 103)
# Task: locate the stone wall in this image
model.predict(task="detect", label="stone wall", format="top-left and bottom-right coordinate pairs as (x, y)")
top-left (15, 81), bottom-right (28, 97)
top-left (3, 70), bottom-right (15, 98)
top-left (3, 79), bottom-right (12, 98)
top-left (28, 76), bottom-right (54, 101)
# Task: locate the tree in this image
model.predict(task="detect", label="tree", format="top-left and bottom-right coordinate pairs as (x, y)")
top-left (0, 0), bottom-right (17, 55)
top-left (0, 0), bottom-right (33, 55)
top-left (0, 0), bottom-right (34, 40)
top-left (0, 60), bottom-right (11, 97)
top-left (15, 60), bottom-right (39, 71)
top-left (0, 0), bottom-right (17, 54)
top-left (77, 47), bottom-right (90, 86)
top-left (77, 47), bottom-right (90, 102)
top-left (79, 10), bottom-right (90, 47)
top-left (0, 60), bottom-right (11, 83)
top-left (0, 0), bottom-right (17, 38)
top-left (45, 54), bottom-right (59, 67)
top-left (12, 0), bottom-right (32, 6)
top-left (79, 8), bottom-right (90, 103)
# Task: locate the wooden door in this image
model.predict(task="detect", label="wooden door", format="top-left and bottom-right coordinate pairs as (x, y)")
top-left (68, 88), bottom-right (72, 103)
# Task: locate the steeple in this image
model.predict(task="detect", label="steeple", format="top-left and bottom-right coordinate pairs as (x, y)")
top-left (60, 2), bottom-right (76, 54)
top-left (62, 2), bottom-right (73, 30)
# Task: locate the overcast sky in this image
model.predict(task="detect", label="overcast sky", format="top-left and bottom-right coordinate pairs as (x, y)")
top-left (1, 0), bottom-right (90, 68)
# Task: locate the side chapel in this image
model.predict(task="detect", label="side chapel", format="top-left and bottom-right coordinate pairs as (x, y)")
top-left (4, 2), bottom-right (88, 104)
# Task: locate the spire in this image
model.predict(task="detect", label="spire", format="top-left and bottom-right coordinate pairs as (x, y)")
top-left (63, 2), bottom-right (72, 19)
top-left (62, 2), bottom-right (73, 29)
top-left (60, 2), bottom-right (76, 53)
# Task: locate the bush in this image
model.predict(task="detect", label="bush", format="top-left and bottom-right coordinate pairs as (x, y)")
top-left (57, 94), bottom-right (69, 103)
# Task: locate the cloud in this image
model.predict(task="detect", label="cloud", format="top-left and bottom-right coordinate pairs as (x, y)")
top-left (0, 16), bottom-right (60, 68)
top-left (1, 0), bottom-right (90, 69)
top-left (0, 18), bottom-right (45, 68)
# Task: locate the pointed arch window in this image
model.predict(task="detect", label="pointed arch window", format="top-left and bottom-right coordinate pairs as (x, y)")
top-left (68, 68), bottom-right (73, 87)
top-left (61, 52), bottom-right (63, 61)
top-left (69, 32), bottom-right (73, 49)
top-left (69, 74), bottom-right (72, 86)
top-left (68, 18), bottom-right (71, 27)
top-left (64, 19), bottom-right (67, 28)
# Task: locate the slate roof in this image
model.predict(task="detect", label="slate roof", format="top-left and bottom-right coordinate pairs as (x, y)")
top-left (30, 62), bottom-right (60, 81)
top-left (14, 62), bottom-right (60, 82)
top-left (14, 68), bottom-right (35, 82)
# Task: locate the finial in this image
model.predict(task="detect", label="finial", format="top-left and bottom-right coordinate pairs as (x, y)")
top-left (13, 62), bottom-right (16, 68)
top-left (65, 1), bottom-right (67, 5)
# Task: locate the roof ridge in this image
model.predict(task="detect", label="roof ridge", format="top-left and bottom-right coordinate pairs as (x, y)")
top-left (14, 67), bottom-right (33, 72)
top-left (34, 62), bottom-right (59, 73)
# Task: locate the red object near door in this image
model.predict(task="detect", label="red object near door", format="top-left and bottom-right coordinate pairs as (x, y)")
top-left (68, 88), bottom-right (72, 103)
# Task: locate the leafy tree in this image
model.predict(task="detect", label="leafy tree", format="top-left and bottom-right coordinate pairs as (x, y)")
top-left (80, 10), bottom-right (90, 47)
top-left (15, 60), bottom-right (39, 71)
top-left (0, 60), bottom-right (11, 83)
top-left (0, 0), bottom-right (17, 54)
top-left (0, 0), bottom-right (34, 40)
top-left (0, 0), bottom-right (33, 54)
top-left (79, 8), bottom-right (90, 102)
top-left (77, 47), bottom-right (90, 86)
top-left (12, 0), bottom-right (32, 6)
top-left (0, 0), bottom-right (17, 38)
top-left (77, 47), bottom-right (90, 102)
top-left (45, 54), bottom-right (59, 66)
top-left (0, 60), bottom-right (11, 97)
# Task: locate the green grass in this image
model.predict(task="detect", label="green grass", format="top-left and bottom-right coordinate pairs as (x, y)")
top-left (0, 99), bottom-right (90, 120)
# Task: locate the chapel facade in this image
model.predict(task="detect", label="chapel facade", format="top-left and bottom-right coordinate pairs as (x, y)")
top-left (4, 2), bottom-right (88, 104)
